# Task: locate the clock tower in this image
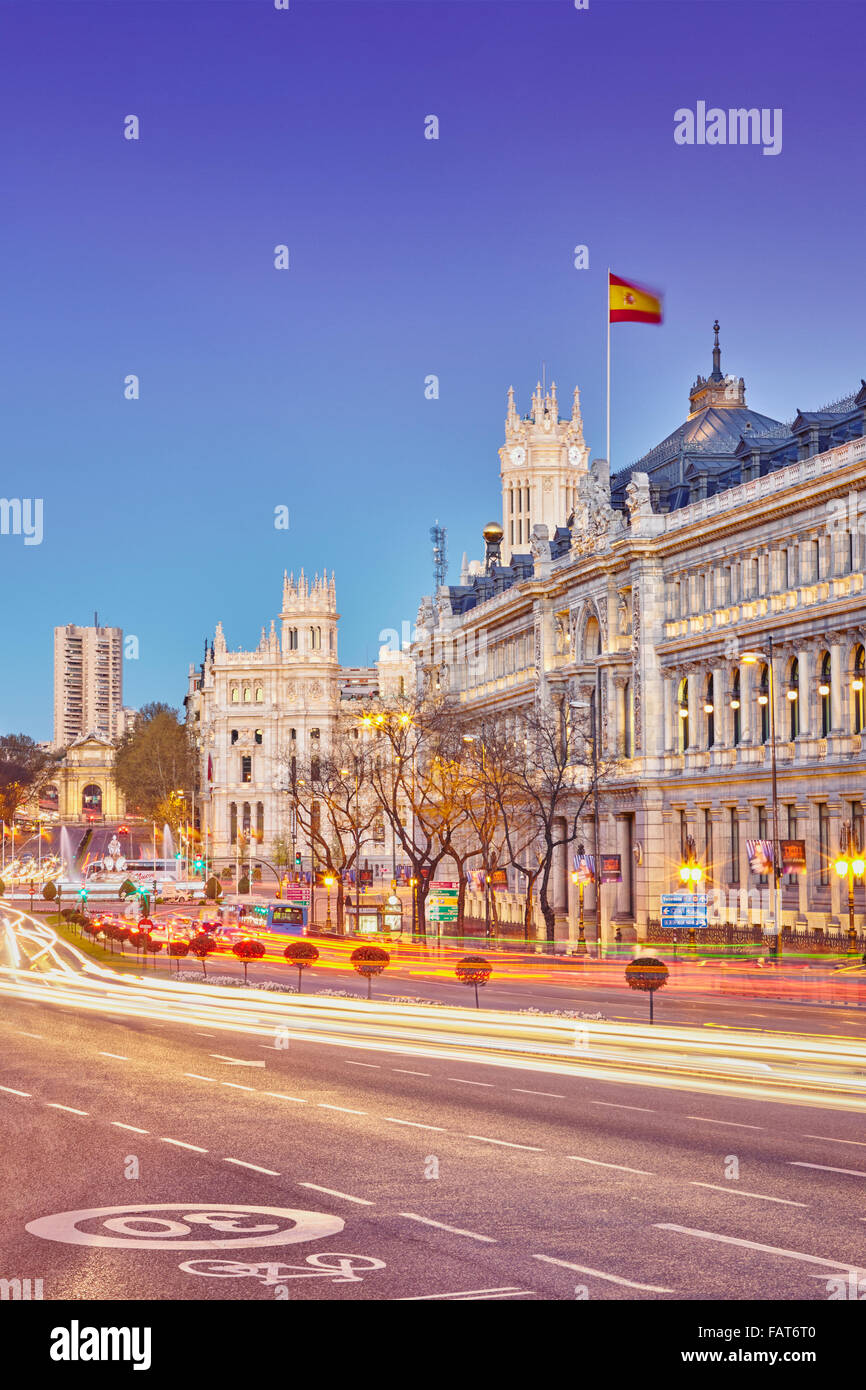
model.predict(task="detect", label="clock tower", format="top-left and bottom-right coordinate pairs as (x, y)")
top-left (499, 380), bottom-right (590, 565)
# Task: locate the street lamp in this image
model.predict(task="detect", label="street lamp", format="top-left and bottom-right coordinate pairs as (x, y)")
top-left (742, 640), bottom-right (783, 958)
top-left (570, 853), bottom-right (588, 957)
top-left (834, 822), bottom-right (864, 953)
top-left (463, 733), bottom-right (492, 941)
top-left (679, 852), bottom-right (703, 952)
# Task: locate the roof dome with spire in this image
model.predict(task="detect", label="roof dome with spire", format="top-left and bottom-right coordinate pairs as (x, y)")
top-left (610, 321), bottom-right (786, 511)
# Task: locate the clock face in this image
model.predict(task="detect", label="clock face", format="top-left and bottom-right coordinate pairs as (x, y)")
top-left (568, 445), bottom-right (582, 464)
top-left (510, 446), bottom-right (526, 465)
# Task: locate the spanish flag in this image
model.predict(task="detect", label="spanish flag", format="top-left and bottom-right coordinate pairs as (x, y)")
top-left (609, 272), bottom-right (663, 325)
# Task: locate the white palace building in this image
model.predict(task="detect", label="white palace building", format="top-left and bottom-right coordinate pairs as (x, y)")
top-left (411, 326), bottom-right (866, 947)
top-left (185, 570), bottom-right (411, 882)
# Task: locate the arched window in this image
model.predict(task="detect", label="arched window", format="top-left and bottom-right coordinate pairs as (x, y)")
top-left (819, 652), bottom-right (831, 737)
top-left (243, 686), bottom-right (252, 703)
top-left (229, 802), bottom-right (237, 845)
top-left (255, 686), bottom-right (264, 703)
top-left (309, 626), bottom-right (321, 651)
top-left (82, 784), bottom-right (102, 816)
top-left (231, 729), bottom-right (239, 744)
top-left (852, 644), bottom-right (865, 735)
top-left (584, 615), bottom-right (601, 660)
top-left (242, 802), bottom-right (251, 834)
top-left (730, 669), bottom-right (741, 745)
top-left (256, 802), bottom-right (264, 839)
top-left (231, 686), bottom-right (240, 704)
top-left (758, 663), bottom-right (770, 744)
top-left (288, 628), bottom-right (298, 651)
top-left (677, 677), bottom-right (689, 752)
top-left (787, 656), bottom-right (800, 739)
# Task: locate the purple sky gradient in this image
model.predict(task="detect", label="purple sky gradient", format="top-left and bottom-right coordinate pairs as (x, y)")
top-left (0, 0), bottom-right (863, 737)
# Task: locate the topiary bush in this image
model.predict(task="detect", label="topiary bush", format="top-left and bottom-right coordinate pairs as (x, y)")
top-left (284, 940), bottom-right (319, 991)
top-left (350, 944), bottom-right (390, 998)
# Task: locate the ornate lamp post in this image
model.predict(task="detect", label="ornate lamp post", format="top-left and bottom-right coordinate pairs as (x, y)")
top-left (679, 833), bottom-right (703, 952)
top-left (834, 821), bottom-right (865, 953)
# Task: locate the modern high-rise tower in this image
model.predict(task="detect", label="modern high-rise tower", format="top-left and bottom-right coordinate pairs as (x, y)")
top-left (53, 620), bottom-right (123, 748)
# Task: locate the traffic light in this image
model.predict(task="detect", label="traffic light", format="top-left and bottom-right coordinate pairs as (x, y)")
top-left (295, 853), bottom-right (301, 868)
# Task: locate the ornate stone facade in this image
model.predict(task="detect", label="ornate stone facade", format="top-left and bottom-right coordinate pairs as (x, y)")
top-left (186, 572), bottom-right (414, 880)
top-left (412, 343), bottom-right (866, 945)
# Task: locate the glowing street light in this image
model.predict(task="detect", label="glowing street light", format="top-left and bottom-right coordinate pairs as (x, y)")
top-left (834, 821), bottom-right (865, 952)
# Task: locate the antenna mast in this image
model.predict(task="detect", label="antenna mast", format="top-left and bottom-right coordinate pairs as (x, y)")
top-left (430, 521), bottom-right (447, 592)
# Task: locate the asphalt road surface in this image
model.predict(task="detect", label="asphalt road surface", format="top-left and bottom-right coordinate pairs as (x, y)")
top-left (2, 990), bottom-right (865, 1302)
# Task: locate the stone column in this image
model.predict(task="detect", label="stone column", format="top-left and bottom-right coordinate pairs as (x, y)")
top-left (828, 802), bottom-right (844, 930)
top-left (797, 646), bottom-right (814, 739)
top-left (662, 675), bottom-right (675, 754)
top-left (686, 671), bottom-right (699, 752)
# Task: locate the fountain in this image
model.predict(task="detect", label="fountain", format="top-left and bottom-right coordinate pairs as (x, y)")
top-left (162, 824), bottom-right (176, 876)
top-left (59, 826), bottom-right (81, 885)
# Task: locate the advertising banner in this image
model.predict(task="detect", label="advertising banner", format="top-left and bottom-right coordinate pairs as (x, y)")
top-left (746, 839), bottom-right (774, 875)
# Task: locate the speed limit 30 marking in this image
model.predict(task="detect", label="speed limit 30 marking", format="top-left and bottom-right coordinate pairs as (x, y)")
top-left (25, 1204), bottom-right (345, 1250)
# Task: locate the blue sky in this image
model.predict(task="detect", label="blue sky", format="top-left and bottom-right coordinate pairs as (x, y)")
top-left (1, 0), bottom-right (863, 738)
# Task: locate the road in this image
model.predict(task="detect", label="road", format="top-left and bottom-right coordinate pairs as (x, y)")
top-left (1, 912), bottom-right (865, 1302)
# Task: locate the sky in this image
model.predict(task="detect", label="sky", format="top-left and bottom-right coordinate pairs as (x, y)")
top-left (1, 0), bottom-right (864, 739)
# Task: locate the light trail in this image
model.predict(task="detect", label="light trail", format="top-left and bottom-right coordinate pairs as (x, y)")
top-left (2, 905), bottom-right (866, 1112)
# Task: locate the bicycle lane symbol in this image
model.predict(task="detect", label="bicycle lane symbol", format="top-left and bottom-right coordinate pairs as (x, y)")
top-left (179, 1254), bottom-right (386, 1288)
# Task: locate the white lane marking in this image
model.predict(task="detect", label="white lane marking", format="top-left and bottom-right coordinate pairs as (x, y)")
top-left (319, 1104), bottom-right (366, 1115)
top-left (299, 1183), bottom-right (373, 1206)
top-left (393, 1069), bottom-right (430, 1076)
top-left (385, 1117), bottom-right (446, 1131)
top-left (111, 1122), bottom-right (149, 1133)
top-left (591, 1101), bottom-right (655, 1113)
top-left (449, 1078), bottom-right (494, 1087)
top-left (533, 1253), bottom-right (673, 1294)
top-left (568, 1155), bottom-right (654, 1176)
top-left (46, 1103), bottom-right (88, 1115)
top-left (15, 1030), bottom-right (43, 1038)
top-left (346, 1061), bottom-right (379, 1068)
top-left (690, 1182), bottom-right (807, 1208)
top-left (466, 1135), bottom-right (544, 1152)
top-left (803, 1134), bottom-right (866, 1148)
top-left (194, 1032), bottom-right (216, 1037)
top-left (222, 1082), bottom-right (255, 1092)
top-left (687, 1116), bottom-right (764, 1130)
top-left (160, 1138), bottom-right (208, 1153)
top-left (400, 1213), bottom-right (496, 1243)
top-left (224, 1158), bottom-right (280, 1175)
top-left (790, 1161), bottom-right (866, 1178)
top-left (656, 1223), bottom-right (866, 1271)
top-left (98, 1052), bottom-right (128, 1061)
top-left (514, 1089), bottom-right (566, 1099)
top-left (264, 1092), bottom-right (308, 1104)
top-left (0, 1085), bottom-right (31, 1097)
top-left (210, 1055), bottom-right (265, 1068)
top-left (184, 1073), bottom-right (217, 1083)
top-left (399, 1287), bottom-right (532, 1300)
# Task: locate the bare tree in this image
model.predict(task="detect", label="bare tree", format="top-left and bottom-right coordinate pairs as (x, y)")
top-left (363, 698), bottom-right (471, 940)
top-left (284, 732), bottom-right (379, 934)
top-left (472, 701), bottom-right (617, 943)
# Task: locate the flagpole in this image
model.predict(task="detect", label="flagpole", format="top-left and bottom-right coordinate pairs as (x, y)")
top-left (606, 267), bottom-right (611, 469)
